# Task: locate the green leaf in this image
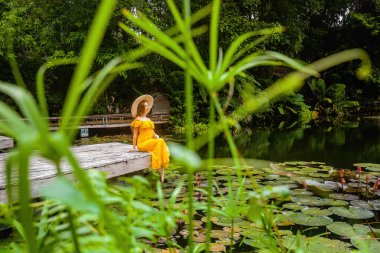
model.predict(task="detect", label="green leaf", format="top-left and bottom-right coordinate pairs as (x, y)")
top-left (329, 206), bottom-right (374, 219)
top-left (168, 142), bottom-right (201, 170)
top-left (40, 177), bottom-right (100, 214)
top-left (286, 212), bottom-right (333, 226)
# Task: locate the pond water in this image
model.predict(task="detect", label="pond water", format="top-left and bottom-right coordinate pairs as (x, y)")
top-left (211, 119), bottom-right (380, 169)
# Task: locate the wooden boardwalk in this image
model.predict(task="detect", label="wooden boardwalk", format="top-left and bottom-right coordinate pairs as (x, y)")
top-left (0, 136), bottom-right (13, 149)
top-left (0, 142), bottom-right (151, 203)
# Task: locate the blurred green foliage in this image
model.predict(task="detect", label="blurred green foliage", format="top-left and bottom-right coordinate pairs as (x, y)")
top-left (0, 0), bottom-right (378, 122)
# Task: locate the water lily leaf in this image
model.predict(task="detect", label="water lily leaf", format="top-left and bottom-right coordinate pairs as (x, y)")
top-left (350, 200), bottom-right (380, 211)
top-left (285, 167), bottom-right (299, 171)
top-left (209, 243), bottom-right (226, 252)
top-left (210, 217), bottom-right (246, 227)
top-left (185, 220), bottom-right (203, 228)
top-left (351, 236), bottom-right (380, 252)
top-left (282, 203), bottom-right (304, 210)
top-left (162, 248), bottom-right (180, 253)
top-left (301, 207), bottom-right (333, 216)
top-left (329, 193), bottom-right (359, 201)
top-left (265, 174), bottom-right (283, 180)
top-left (222, 226), bottom-right (242, 233)
top-left (346, 182), bottom-right (363, 188)
top-left (329, 206), bottom-right (374, 219)
top-left (368, 200), bottom-right (380, 211)
top-left (214, 175), bottom-right (237, 181)
top-left (210, 230), bottom-right (240, 240)
top-left (284, 161), bottom-right (309, 166)
top-left (273, 214), bottom-right (296, 226)
top-left (290, 189), bottom-right (314, 196)
top-left (326, 222), bottom-right (371, 238)
top-left (365, 167), bottom-right (380, 172)
top-left (309, 172), bottom-right (330, 178)
top-left (301, 167), bottom-right (321, 173)
top-left (354, 163), bottom-right (380, 171)
top-left (302, 179), bottom-right (336, 192)
top-left (241, 227), bottom-right (268, 238)
top-left (285, 212), bottom-right (333, 226)
top-left (291, 196), bottom-right (348, 206)
top-left (323, 181), bottom-right (341, 191)
top-left (283, 235), bottom-right (352, 253)
top-left (350, 200), bottom-right (372, 210)
top-left (193, 234), bottom-right (206, 243)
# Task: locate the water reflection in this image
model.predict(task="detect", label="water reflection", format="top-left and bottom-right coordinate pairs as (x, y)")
top-left (214, 120), bottom-right (380, 169)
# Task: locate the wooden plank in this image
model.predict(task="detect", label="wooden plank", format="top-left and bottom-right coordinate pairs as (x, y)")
top-left (0, 136), bottom-right (13, 150)
top-left (49, 119), bottom-right (169, 130)
top-left (0, 142), bottom-right (151, 202)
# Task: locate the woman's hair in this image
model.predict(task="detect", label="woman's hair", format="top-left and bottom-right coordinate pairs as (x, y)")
top-left (137, 100), bottom-right (147, 116)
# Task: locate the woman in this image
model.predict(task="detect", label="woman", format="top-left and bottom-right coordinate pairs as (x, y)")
top-left (129, 94), bottom-right (170, 182)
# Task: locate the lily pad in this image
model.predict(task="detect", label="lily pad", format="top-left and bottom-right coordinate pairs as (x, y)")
top-left (329, 193), bottom-right (359, 201)
top-left (302, 180), bottom-right (337, 192)
top-left (329, 206), bottom-right (374, 219)
top-left (326, 222), bottom-right (371, 238)
top-left (354, 162), bottom-right (380, 170)
top-left (368, 200), bottom-right (380, 210)
top-left (291, 196), bottom-right (348, 206)
top-left (351, 236), bottom-right (380, 252)
top-left (309, 172), bottom-right (330, 178)
top-left (285, 167), bottom-right (300, 171)
top-left (193, 234), bottom-right (206, 243)
top-left (209, 243), bottom-right (226, 252)
top-left (350, 200), bottom-right (380, 211)
top-left (210, 217), bottom-right (247, 227)
top-left (301, 207), bottom-right (333, 216)
top-left (285, 212), bottom-right (333, 226)
top-left (282, 203), bottom-right (304, 211)
top-left (366, 167), bottom-right (380, 172)
top-left (265, 174), bottom-right (283, 180)
top-left (290, 189), bottom-right (314, 196)
top-left (283, 235), bottom-right (352, 253)
top-left (350, 200), bottom-right (372, 210)
top-left (323, 181), bottom-right (341, 191)
top-left (210, 230), bottom-right (240, 240)
top-left (273, 214), bottom-right (296, 226)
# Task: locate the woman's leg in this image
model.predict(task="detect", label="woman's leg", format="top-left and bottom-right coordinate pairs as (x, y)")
top-left (159, 168), bottom-right (165, 183)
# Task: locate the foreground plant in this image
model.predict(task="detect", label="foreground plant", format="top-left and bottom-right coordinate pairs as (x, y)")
top-left (0, 0), bottom-right (373, 252)
top-left (121, 0), bottom-right (370, 252)
top-left (0, 0), bottom-right (183, 252)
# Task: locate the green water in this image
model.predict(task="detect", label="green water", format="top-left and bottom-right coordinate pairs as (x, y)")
top-left (212, 119), bottom-right (380, 169)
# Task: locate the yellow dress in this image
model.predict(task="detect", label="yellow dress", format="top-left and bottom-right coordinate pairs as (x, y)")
top-left (131, 119), bottom-right (170, 170)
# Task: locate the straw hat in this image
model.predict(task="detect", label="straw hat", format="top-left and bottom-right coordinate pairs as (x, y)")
top-left (131, 94), bottom-right (154, 118)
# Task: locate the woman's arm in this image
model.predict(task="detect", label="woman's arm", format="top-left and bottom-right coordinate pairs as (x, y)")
top-left (132, 127), bottom-right (139, 151)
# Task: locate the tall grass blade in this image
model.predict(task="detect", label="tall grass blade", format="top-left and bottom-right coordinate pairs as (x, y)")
top-left (36, 58), bottom-right (78, 117)
top-left (0, 83), bottom-right (49, 135)
top-left (6, 32), bottom-right (26, 89)
top-left (205, 99), bottom-right (215, 253)
top-left (209, 0), bottom-right (220, 73)
top-left (17, 146), bottom-right (38, 253)
top-left (0, 101), bottom-right (28, 137)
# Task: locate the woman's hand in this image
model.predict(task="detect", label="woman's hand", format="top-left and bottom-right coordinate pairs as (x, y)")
top-left (154, 133), bottom-right (159, 139)
top-left (128, 147), bottom-right (138, 153)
